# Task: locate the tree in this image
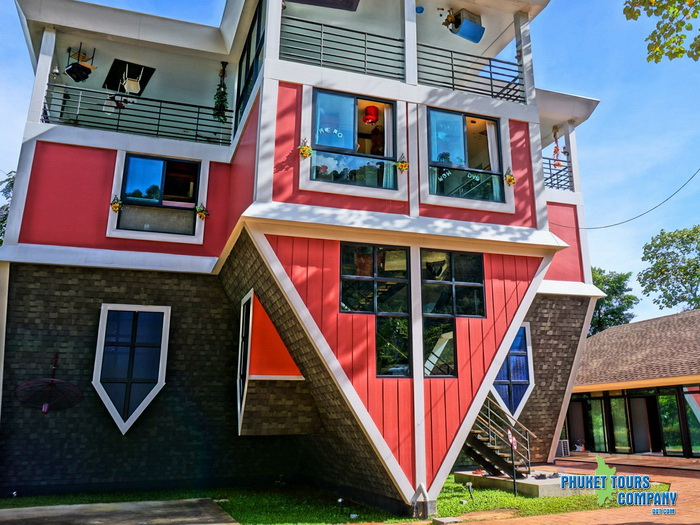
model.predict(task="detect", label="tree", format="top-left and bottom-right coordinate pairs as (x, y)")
top-left (623, 0), bottom-right (700, 62)
top-left (0, 171), bottom-right (15, 246)
top-left (637, 226), bottom-right (700, 310)
top-left (590, 267), bottom-right (640, 336)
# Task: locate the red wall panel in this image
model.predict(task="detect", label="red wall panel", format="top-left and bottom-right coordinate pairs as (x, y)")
top-left (272, 83), bottom-right (410, 215)
top-left (249, 294), bottom-right (302, 377)
top-left (545, 202), bottom-right (584, 282)
top-left (419, 120), bottom-right (537, 228)
top-left (268, 234), bottom-right (415, 485)
top-left (20, 105), bottom-right (261, 257)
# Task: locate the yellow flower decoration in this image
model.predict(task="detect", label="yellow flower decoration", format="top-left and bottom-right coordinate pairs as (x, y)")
top-left (298, 139), bottom-right (313, 159)
top-left (110, 195), bottom-right (122, 212)
top-left (195, 204), bottom-right (210, 220)
top-left (395, 154), bottom-right (409, 173)
top-left (505, 174), bottom-right (516, 186)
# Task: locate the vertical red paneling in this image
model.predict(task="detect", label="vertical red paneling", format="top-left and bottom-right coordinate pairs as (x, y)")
top-left (425, 252), bottom-right (542, 488)
top-left (267, 234), bottom-right (414, 485)
top-left (546, 202), bottom-right (585, 282)
top-left (273, 82), bottom-right (409, 215)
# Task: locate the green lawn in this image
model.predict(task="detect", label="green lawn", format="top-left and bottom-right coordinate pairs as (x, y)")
top-left (0, 476), bottom-right (671, 524)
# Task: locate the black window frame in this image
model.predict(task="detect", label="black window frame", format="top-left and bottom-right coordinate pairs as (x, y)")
top-left (236, 0), bottom-right (266, 128)
top-left (311, 89), bottom-right (398, 190)
top-left (427, 107), bottom-right (505, 203)
top-left (339, 243), bottom-right (411, 378)
top-left (100, 310), bottom-right (164, 421)
top-left (118, 153), bottom-right (201, 236)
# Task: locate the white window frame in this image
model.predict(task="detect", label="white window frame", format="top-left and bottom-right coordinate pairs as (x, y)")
top-left (490, 322), bottom-right (535, 419)
top-left (298, 85), bottom-right (409, 201)
top-left (418, 105), bottom-right (515, 213)
top-left (237, 289), bottom-right (254, 436)
top-left (106, 151), bottom-right (209, 244)
top-left (92, 303), bottom-right (171, 434)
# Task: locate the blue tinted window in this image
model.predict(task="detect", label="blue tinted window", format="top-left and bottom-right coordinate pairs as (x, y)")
top-left (124, 157), bottom-right (164, 203)
top-left (314, 91), bottom-right (356, 151)
top-left (493, 327), bottom-right (531, 413)
top-left (429, 109), bottom-right (465, 165)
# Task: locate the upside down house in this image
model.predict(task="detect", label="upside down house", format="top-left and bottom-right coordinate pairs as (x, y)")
top-left (0, 0), bottom-right (602, 516)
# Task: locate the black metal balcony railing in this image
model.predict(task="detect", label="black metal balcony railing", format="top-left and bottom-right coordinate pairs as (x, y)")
top-left (42, 84), bottom-right (234, 145)
top-left (417, 43), bottom-right (525, 103)
top-left (543, 157), bottom-right (574, 191)
top-left (280, 16), bottom-right (405, 80)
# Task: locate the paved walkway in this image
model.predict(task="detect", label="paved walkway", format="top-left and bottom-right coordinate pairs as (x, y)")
top-left (0, 498), bottom-right (236, 525)
top-left (471, 459), bottom-right (700, 524)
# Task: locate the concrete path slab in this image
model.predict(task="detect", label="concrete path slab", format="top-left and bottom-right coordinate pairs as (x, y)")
top-left (0, 498), bottom-right (236, 524)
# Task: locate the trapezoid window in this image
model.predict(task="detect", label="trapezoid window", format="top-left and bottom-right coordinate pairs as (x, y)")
top-left (92, 304), bottom-right (171, 434)
top-left (493, 324), bottom-right (534, 417)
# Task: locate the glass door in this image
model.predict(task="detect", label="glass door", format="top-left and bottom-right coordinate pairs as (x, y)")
top-left (587, 398), bottom-right (608, 452)
top-left (683, 386), bottom-right (700, 457)
top-left (610, 397), bottom-right (631, 453)
top-left (658, 393), bottom-right (683, 456)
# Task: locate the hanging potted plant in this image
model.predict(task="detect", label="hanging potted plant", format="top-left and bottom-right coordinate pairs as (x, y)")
top-left (213, 62), bottom-right (229, 123)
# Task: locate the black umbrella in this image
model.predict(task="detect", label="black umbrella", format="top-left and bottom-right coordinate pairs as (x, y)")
top-left (14, 354), bottom-right (83, 414)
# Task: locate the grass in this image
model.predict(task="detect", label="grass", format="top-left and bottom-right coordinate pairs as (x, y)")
top-left (0, 476), bottom-right (672, 524)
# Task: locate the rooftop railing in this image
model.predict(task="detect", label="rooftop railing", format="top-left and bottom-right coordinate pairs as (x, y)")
top-left (543, 156), bottom-right (574, 191)
top-left (42, 83), bottom-right (233, 145)
top-left (417, 43), bottom-right (525, 103)
top-left (280, 16), bottom-right (405, 80)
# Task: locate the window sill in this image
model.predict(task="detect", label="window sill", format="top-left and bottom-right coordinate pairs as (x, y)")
top-left (106, 225), bottom-right (205, 245)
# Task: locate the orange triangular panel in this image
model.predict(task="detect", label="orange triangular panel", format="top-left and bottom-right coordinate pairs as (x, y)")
top-left (249, 295), bottom-right (302, 377)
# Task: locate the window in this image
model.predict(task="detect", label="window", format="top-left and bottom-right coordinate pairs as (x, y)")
top-left (117, 154), bottom-right (200, 236)
top-left (312, 91), bottom-right (397, 190)
top-left (427, 108), bottom-right (504, 202)
top-left (236, 0), bottom-right (266, 127)
top-left (421, 250), bottom-right (485, 377)
top-left (493, 325), bottom-right (534, 417)
top-left (237, 291), bottom-right (253, 432)
top-left (92, 304), bottom-right (171, 434)
top-left (340, 244), bottom-right (410, 376)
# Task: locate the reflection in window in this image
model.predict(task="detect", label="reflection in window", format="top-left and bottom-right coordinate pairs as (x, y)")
top-left (427, 108), bottom-right (504, 202)
top-left (493, 326), bottom-right (532, 415)
top-left (312, 91), bottom-right (396, 190)
top-left (340, 244), bottom-right (410, 376)
top-left (118, 154), bottom-right (200, 235)
top-left (683, 386), bottom-right (700, 456)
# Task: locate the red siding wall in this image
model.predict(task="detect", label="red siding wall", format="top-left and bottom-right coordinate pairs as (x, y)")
top-left (267, 234), bottom-right (542, 488)
top-left (419, 120), bottom-right (537, 228)
top-left (425, 254), bottom-right (541, 487)
top-left (545, 202), bottom-right (584, 282)
top-left (267, 234), bottom-right (415, 485)
top-left (272, 82), bottom-right (410, 215)
top-left (19, 103), bottom-right (260, 257)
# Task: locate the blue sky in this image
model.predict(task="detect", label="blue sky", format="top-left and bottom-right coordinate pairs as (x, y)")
top-left (0, 0), bottom-right (697, 323)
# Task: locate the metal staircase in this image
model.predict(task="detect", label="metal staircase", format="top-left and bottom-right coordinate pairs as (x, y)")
top-left (462, 395), bottom-right (536, 479)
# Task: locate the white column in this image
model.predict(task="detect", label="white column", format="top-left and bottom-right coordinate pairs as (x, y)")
top-left (513, 12), bottom-right (536, 106)
top-left (409, 245), bottom-right (426, 495)
top-left (562, 121), bottom-right (581, 193)
top-left (0, 262), bottom-right (9, 429)
top-left (264, 0), bottom-right (283, 63)
top-left (403, 0), bottom-right (418, 85)
top-left (27, 27), bottom-right (56, 124)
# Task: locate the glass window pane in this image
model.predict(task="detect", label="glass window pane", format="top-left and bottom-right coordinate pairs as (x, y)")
top-left (510, 355), bottom-right (529, 382)
top-left (376, 317), bottom-right (410, 376)
top-left (377, 282), bottom-right (408, 313)
top-left (429, 109), bottom-right (465, 165)
top-left (314, 92), bottom-right (356, 151)
top-left (357, 100), bottom-right (392, 157)
top-left (423, 317), bottom-right (456, 377)
top-left (101, 346), bottom-right (130, 380)
top-left (377, 247), bottom-right (407, 279)
top-left (117, 204), bottom-right (196, 235)
top-left (428, 167), bottom-right (505, 202)
top-left (453, 253), bottom-right (483, 283)
top-left (610, 397), bottom-right (631, 453)
top-left (588, 398), bottom-right (608, 452)
top-left (455, 286), bottom-right (485, 316)
top-left (135, 312), bottom-right (164, 344)
top-left (103, 382), bottom-right (127, 419)
top-left (163, 161), bottom-right (198, 204)
top-left (132, 347), bottom-right (161, 380)
top-left (511, 327), bottom-right (527, 352)
top-left (421, 251), bottom-right (450, 281)
top-left (495, 384), bottom-right (510, 409)
top-left (341, 245), bottom-right (374, 277)
top-left (659, 394), bottom-right (683, 455)
top-left (127, 383), bottom-right (155, 419)
top-left (124, 156), bottom-right (163, 204)
top-left (511, 384), bottom-right (529, 412)
top-left (495, 361), bottom-right (509, 382)
top-left (422, 284), bottom-right (453, 315)
top-left (105, 311), bottom-right (134, 343)
top-left (466, 117), bottom-right (498, 172)
top-left (683, 393), bottom-right (700, 456)
top-left (341, 279), bottom-right (374, 312)
top-left (311, 151), bottom-right (396, 189)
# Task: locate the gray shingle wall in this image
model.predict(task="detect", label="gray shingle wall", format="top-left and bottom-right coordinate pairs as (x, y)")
top-left (241, 380), bottom-right (322, 435)
top-left (517, 294), bottom-right (589, 462)
top-left (1, 263), bottom-right (302, 493)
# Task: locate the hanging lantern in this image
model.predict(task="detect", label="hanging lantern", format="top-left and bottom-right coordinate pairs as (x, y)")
top-left (363, 105), bottom-right (379, 125)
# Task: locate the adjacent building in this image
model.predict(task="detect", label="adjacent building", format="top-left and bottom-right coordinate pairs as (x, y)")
top-left (0, 0), bottom-right (601, 516)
